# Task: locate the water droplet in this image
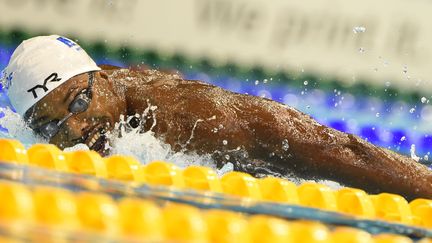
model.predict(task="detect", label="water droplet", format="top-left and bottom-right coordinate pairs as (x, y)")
top-left (282, 139), bottom-right (290, 151)
top-left (255, 80), bottom-right (259, 85)
top-left (385, 81), bottom-right (391, 87)
top-left (421, 97), bottom-right (427, 103)
top-left (409, 108), bottom-right (416, 113)
top-left (222, 140), bottom-right (228, 145)
top-left (403, 65), bottom-right (408, 74)
top-left (303, 80), bottom-right (309, 85)
top-left (306, 105), bottom-right (310, 109)
top-left (401, 136), bottom-right (406, 141)
top-left (352, 26), bottom-right (366, 33)
top-left (375, 112), bottom-right (380, 117)
top-left (224, 154), bottom-right (230, 160)
top-left (410, 144), bottom-right (420, 162)
top-left (358, 47), bottom-right (365, 53)
top-left (263, 79), bottom-right (268, 83)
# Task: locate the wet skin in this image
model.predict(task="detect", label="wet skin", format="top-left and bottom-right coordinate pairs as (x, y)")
top-left (27, 66), bottom-right (432, 200)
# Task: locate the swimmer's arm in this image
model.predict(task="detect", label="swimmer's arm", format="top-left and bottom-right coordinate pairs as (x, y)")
top-left (286, 111), bottom-right (432, 199)
top-left (240, 98), bottom-right (432, 199)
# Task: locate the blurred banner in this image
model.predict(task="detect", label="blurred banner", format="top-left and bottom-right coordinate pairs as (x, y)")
top-left (0, 0), bottom-right (431, 92)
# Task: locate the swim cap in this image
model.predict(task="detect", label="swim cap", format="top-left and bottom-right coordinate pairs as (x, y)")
top-left (1, 35), bottom-right (101, 116)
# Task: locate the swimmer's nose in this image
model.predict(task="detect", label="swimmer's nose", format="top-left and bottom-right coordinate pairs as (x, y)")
top-left (62, 116), bottom-right (90, 141)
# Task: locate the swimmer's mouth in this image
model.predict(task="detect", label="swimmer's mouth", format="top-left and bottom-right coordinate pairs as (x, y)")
top-left (83, 124), bottom-right (110, 155)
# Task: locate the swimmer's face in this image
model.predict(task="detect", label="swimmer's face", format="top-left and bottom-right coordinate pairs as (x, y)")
top-left (26, 71), bottom-right (126, 155)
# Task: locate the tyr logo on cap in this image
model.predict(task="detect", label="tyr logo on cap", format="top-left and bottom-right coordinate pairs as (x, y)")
top-left (27, 73), bottom-right (62, 99)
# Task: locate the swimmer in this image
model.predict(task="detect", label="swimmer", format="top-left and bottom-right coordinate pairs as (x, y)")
top-left (2, 35), bottom-right (432, 200)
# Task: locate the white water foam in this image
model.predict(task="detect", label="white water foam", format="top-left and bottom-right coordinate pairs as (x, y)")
top-left (0, 107), bottom-right (46, 146)
top-left (107, 129), bottom-right (217, 170)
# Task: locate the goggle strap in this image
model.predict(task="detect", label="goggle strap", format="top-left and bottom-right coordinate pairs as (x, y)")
top-left (86, 72), bottom-right (94, 98)
top-left (57, 112), bottom-right (74, 125)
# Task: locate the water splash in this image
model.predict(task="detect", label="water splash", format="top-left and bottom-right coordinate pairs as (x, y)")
top-left (0, 107), bottom-right (45, 147)
top-left (107, 128), bottom-right (217, 170)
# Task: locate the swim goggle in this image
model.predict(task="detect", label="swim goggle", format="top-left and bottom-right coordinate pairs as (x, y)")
top-left (34, 72), bottom-right (94, 139)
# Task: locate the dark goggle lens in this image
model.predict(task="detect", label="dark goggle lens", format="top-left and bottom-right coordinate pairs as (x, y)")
top-left (69, 97), bottom-right (89, 113)
top-left (39, 121), bottom-right (60, 139)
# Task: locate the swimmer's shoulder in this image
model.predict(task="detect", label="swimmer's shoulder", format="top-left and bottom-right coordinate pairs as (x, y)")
top-left (100, 65), bottom-right (214, 87)
top-left (99, 64), bottom-right (121, 70)
top-left (99, 65), bottom-right (179, 84)
top-left (99, 65), bottom-right (182, 78)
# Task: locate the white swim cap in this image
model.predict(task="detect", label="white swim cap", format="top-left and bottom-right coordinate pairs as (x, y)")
top-left (1, 35), bottom-right (101, 116)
